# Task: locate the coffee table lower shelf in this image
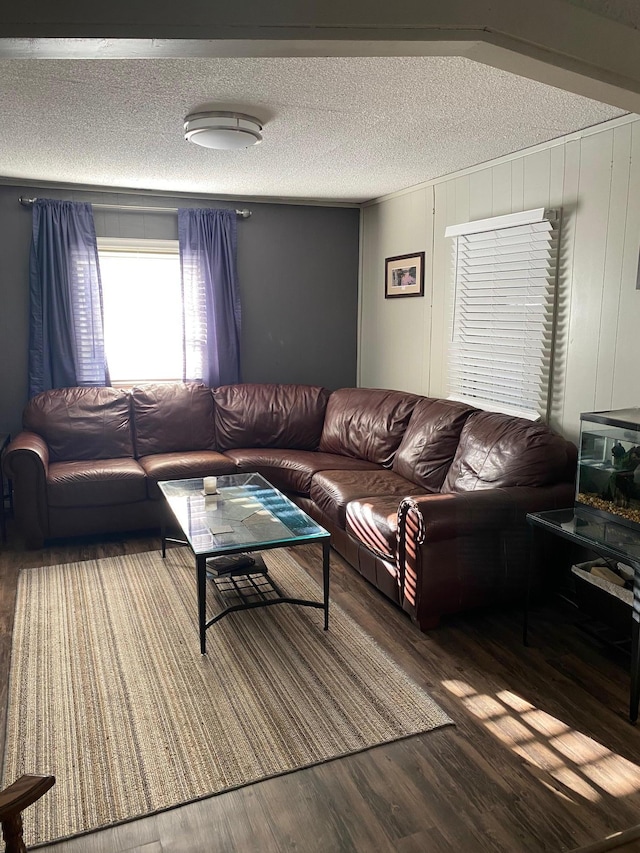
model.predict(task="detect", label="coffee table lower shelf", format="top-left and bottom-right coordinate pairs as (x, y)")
top-left (161, 531), bottom-right (331, 654)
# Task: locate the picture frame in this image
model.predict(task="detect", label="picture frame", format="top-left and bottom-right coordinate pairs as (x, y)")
top-left (384, 252), bottom-right (425, 298)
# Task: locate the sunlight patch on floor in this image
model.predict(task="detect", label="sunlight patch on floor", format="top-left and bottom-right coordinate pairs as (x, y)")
top-left (442, 679), bottom-right (640, 801)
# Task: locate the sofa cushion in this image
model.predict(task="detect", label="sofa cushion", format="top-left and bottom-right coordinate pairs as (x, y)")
top-left (132, 382), bottom-right (215, 457)
top-left (47, 458), bottom-right (147, 507)
top-left (214, 384), bottom-right (330, 451)
top-left (138, 451), bottom-right (239, 499)
top-left (224, 448), bottom-right (381, 496)
top-left (443, 410), bottom-right (573, 492)
top-left (319, 388), bottom-right (419, 467)
top-left (393, 398), bottom-right (476, 490)
top-left (310, 469), bottom-right (427, 528)
top-left (345, 495), bottom-right (404, 561)
top-left (24, 387), bottom-right (133, 463)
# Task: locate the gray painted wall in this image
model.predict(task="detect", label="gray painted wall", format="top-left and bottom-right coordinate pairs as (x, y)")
top-left (0, 183), bottom-right (359, 435)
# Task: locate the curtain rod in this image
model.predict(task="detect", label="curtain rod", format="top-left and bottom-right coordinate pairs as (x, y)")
top-left (18, 197), bottom-right (251, 218)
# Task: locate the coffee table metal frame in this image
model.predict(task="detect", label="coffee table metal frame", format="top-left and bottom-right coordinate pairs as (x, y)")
top-left (158, 473), bottom-right (330, 654)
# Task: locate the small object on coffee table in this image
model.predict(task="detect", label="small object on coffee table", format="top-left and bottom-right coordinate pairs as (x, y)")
top-left (207, 521), bottom-right (234, 535)
top-left (203, 476), bottom-right (218, 495)
top-left (206, 553), bottom-right (257, 578)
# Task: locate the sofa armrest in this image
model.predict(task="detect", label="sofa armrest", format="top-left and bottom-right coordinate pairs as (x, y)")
top-left (3, 431), bottom-right (50, 548)
top-left (3, 432), bottom-right (49, 478)
top-left (399, 483), bottom-right (575, 544)
top-left (396, 483), bottom-right (575, 629)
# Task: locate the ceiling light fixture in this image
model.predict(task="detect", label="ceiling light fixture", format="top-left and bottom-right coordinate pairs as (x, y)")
top-left (184, 111), bottom-right (263, 150)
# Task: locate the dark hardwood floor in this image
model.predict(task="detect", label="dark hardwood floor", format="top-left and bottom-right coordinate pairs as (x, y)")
top-left (1, 519), bottom-right (640, 852)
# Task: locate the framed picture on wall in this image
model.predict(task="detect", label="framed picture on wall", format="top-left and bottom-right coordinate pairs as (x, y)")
top-left (384, 252), bottom-right (425, 298)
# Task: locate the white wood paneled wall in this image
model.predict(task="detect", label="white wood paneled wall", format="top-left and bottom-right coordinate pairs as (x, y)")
top-left (358, 115), bottom-right (640, 442)
top-left (359, 189), bottom-right (434, 395)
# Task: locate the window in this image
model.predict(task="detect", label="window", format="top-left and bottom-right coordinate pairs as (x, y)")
top-left (444, 208), bottom-right (560, 421)
top-left (97, 238), bottom-right (183, 386)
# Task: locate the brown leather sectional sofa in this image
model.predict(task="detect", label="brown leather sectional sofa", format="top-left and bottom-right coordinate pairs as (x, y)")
top-left (3, 382), bottom-right (577, 631)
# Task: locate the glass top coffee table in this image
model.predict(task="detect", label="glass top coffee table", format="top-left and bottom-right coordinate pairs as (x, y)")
top-left (158, 473), bottom-right (330, 654)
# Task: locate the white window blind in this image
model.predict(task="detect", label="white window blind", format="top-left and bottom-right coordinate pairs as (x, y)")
top-left (444, 208), bottom-right (560, 421)
top-left (69, 244), bottom-right (108, 387)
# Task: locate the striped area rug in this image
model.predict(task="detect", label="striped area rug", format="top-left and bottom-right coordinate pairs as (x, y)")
top-left (3, 547), bottom-right (452, 847)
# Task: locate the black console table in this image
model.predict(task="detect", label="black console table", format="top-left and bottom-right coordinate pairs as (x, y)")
top-left (526, 507), bottom-right (640, 724)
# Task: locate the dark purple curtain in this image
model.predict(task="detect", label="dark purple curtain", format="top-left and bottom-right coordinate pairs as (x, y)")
top-left (178, 208), bottom-right (241, 387)
top-left (28, 199), bottom-right (109, 397)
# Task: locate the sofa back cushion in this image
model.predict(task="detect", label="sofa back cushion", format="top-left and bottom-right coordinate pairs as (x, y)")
top-left (23, 387), bottom-right (134, 462)
top-left (214, 384), bottom-right (330, 451)
top-left (443, 409), bottom-right (572, 492)
top-left (392, 398), bottom-right (476, 490)
top-left (319, 388), bottom-right (419, 467)
top-left (131, 382), bottom-right (216, 457)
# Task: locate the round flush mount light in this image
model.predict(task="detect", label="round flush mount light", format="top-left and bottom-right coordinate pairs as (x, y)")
top-left (184, 111), bottom-right (263, 150)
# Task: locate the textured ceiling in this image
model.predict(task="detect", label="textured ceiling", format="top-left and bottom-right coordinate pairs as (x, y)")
top-left (0, 56), bottom-right (626, 203)
top-left (562, 0), bottom-right (640, 29)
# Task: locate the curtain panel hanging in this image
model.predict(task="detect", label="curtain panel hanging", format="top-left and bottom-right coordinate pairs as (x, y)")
top-left (28, 199), bottom-right (109, 397)
top-left (178, 208), bottom-right (241, 387)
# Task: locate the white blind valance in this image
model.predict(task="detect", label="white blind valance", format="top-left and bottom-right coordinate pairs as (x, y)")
top-left (444, 209), bottom-right (560, 420)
